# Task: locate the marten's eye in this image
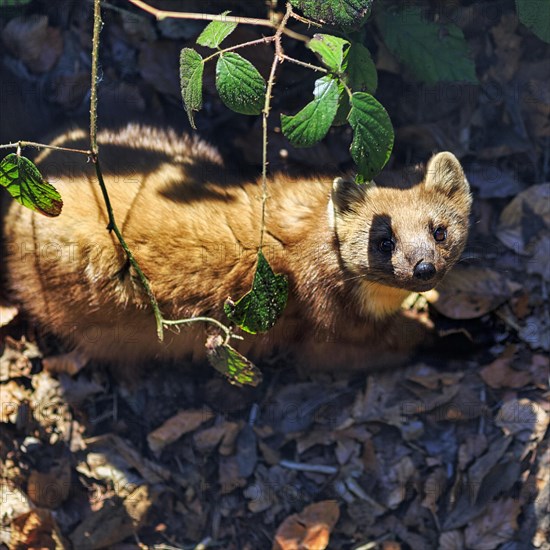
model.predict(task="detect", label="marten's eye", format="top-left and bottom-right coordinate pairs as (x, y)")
top-left (378, 238), bottom-right (395, 253)
top-left (433, 226), bottom-right (447, 242)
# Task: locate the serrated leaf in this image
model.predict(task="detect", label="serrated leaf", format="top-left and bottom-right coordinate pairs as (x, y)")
top-left (289, 0), bottom-right (372, 30)
top-left (347, 42), bottom-right (377, 93)
top-left (307, 33), bottom-right (350, 73)
top-left (348, 92), bottom-right (394, 183)
top-left (206, 335), bottom-right (263, 387)
top-left (281, 76), bottom-right (340, 147)
top-left (516, 0), bottom-right (550, 43)
top-left (377, 7), bottom-right (477, 84)
top-left (179, 48), bottom-right (204, 129)
top-left (0, 154), bottom-right (62, 216)
top-left (215, 52), bottom-right (266, 115)
top-left (224, 250), bottom-right (288, 334)
top-left (196, 11), bottom-right (238, 48)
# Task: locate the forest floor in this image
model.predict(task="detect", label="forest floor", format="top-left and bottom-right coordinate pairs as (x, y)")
top-left (0, 1), bottom-right (549, 549)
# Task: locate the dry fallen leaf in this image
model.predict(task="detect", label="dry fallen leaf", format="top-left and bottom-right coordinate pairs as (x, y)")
top-left (480, 353), bottom-right (532, 389)
top-left (2, 15), bottom-right (63, 73)
top-left (27, 456), bottom-right (72, 509)
top-left (428, 266), bottom-right (521, 319)
top-left (464, 497), bottom-right (520, 550)
top-left (147, 407), bottom-right (214, 454)
top-left (272, 500), bottom-right (340, 550)
top-left (9, 508), bottom-right (67, 550)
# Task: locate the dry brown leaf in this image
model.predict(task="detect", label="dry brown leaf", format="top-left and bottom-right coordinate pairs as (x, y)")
top-left (272, 500), bottom-right (340, 550)
top-left (464, 497), bottom-right (520, 550)
top-left (2, 15), bottom-right (62, 73)
top-left (480, 354), bottom-right (532, 389)
top-left (422, 467), bottom-right (447, 514)
top-left (497, 183), bottom-right (550, 255)
top-left (69, 485), bottom-right (153, 549)
top-left (495, 398), bottom-right (549, 443)
top-left (438, 530), bottom-right (465, 550)
top-left (147, 407), bottom-right (214, 454)
top-left (27, 457), bottom-right (72, 509)
top-left (10, 508), bottom-right (67, 550)
top-left (428, 266), bottom-right (521, 319)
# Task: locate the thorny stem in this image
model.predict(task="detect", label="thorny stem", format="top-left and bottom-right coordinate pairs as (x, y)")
top-left (0, 142), bottom-right (91, 155)
top-left (93, 158), bottom-right (165, 340)
top-left (163, 317), bottom-right (243, 346)
top-left (127, 0), bottom-right (310, 42)
top-left (203, 36), bottom-right (276, 64)
top-left (282, 54), bottom-right (328, 73)
top-left (259, 3), bottom-right (293, 249)
top-left (88, 0), bottom-right (241, 342)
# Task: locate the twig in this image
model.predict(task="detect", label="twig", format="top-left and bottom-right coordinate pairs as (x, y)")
top-left (126, 0), bottom-right (310, 41)
top-left (163, 316), bottom-right (243, 345)
top-left (279, 459), bottom-right (338, 475)
top-left (282, 54), bottom-right (328, 72)
top-left (90, 0), bottom-right (101, 154)
top-left (0, 142), bottom-right (91, 155)
top-left (203, 36), bottom-right (276, 63)
top-left (259, 2), bottom-right (292, 248)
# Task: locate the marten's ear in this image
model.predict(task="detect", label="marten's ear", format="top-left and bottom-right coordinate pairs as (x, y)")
top-left (424, 152), bottom-right (469, 198)
top-left (332, 176), bottom-right (375, 213)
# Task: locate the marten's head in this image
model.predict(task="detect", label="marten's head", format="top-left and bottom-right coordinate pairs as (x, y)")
top-left (331, 152), bottom-right (472, 293)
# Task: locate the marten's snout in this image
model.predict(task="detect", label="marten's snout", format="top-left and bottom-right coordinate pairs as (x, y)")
top-left (414, 260), bottom-right (436, 281)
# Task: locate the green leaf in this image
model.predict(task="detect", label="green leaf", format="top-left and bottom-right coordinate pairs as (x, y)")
top-left (348, 92), bottom-right (394, 183)
top-left (347, 42), bottom-right (377, 93)
top-left (196, 11), bottom-right (238, 48)
top-left (224, 250), bottom-right (288, 334)
top-left (0, 154), bottom-right (62, 216)
top-left (216, 52), bottom-right (266, 115)
top-left (289, 0), bottom-right (372, 30)
top-left (516, 0), bottom-right (550, 43)
top-left (206, 335), bottom-right (263, 387)
top-left (281, 76), bottom-right (340, 147)
top-left (376, 7), bottom-right (477, 84)
top-left (0, 0), bottom-right (33, 6)
top-left (179, 48), bottom-right (204, 129)
top-left (307, 34), bottom-right (350, 73)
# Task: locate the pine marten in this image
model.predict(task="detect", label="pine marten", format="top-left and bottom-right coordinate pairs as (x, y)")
top-left (1, 125), bottom-right (471, 373)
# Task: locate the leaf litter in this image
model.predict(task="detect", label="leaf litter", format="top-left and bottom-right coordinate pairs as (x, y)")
top-left (0, 1), bottom-right (549, 548)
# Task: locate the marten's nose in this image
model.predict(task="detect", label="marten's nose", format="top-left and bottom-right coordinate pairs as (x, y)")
top-left (414, 261), bottom-right (436, 281)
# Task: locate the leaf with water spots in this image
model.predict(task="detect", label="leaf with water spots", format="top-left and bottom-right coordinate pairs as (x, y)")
top-left (206, 334), bottom-right (263, 387)
top-left (224, 250), bottom-right (288, 334)
top-left (0, 153), bottom-right (62, 216)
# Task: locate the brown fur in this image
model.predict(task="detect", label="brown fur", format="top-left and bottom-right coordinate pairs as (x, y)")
top-left (1, 125), bottom-right (471, 373)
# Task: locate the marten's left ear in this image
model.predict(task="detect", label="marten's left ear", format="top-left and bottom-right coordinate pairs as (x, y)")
top-left (424, 152), bottom-right (470, 197)
top-left (332, 176), bottom-right (375, 213)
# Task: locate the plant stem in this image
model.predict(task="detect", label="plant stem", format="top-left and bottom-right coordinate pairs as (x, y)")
top-left (90, 0), bottom-right (101, 155)
top-left (259, 3), bottom-right (292, 249)
top-left (282, 54), bottom-right (327, 73)
top-left (126, 0), bottom-right (308, 41)
top-left (203, 36), bottom-right (275, 64)
top-left (0, 142), bottom-right (91, 155)
top-left (93, 159), bottom-right (165, 340)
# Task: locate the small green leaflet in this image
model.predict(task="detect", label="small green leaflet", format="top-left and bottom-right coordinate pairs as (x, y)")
top-left (332, 42), bottom-right (377, 126)
top-left (281, 76), bottom-right (340, 147)
top-left (216, 53), bottom-right (266, 115)
top-left (224, 250), bottom-right (288, 334)
top-left (206, 334), bottom-right (263, 387)
top-left (347, 42), bottom-right (377, 93)
top-left (196, 11), bottom-right (238, 48)
top-left (179, 48), bottom-right (204, 128)
top-left (0, 154), bottom-right (62, 216)
top-left (307, 34), bottom-right (350, 74)
top-left (516, 0), bottom-right (550, 43)
top-left (289, 0), bottom-right (372, 30)
top-left (376, 7), bottom-right (477, 84)
top-left (348, 93), bottom-right (394, 183)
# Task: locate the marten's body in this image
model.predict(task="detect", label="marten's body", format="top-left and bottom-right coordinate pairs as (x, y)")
top-left (1, 125), bottom-right (471, 372)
